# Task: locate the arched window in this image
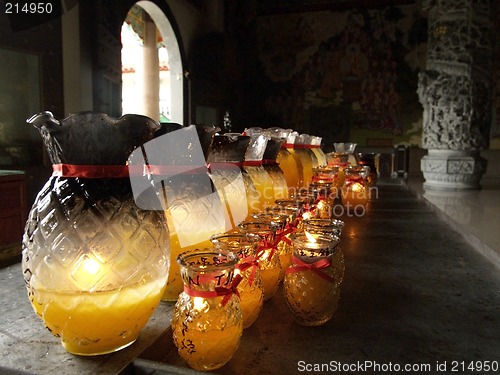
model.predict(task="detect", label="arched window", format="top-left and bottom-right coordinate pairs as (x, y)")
top-left (121, 1), bottom-right (183, 123)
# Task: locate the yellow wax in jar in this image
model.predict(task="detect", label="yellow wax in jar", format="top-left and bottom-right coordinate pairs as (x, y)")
top-left (237, 274), bottom-right (264, 328)
top-left (259, 268), bottom-right (281, 301)
top-left (209, 171), bottom-right (249, 231)
top-left (258, 251), bottom-right (282, 301)
top-left (337, 169), bottom-right (346, 188)
top-left (342, 183), bottom-right (368, 208)
top-left (244, 166), bottom-right (276, 211)
top-left (264, 165), bottom-right (289, 201)
top-left (30, 278), bottom-right (166, 355)
top-left (242, 170), bottom-right (261, 217)
top-left (162, 234), bottom-right (215, 301)
top-left (295, 149), bottom-right (315, 188)
top-left (333, 247), bottom-right (345, 284)
top-left (277, 148), bottom-right (301, 193)
top-left (284, 267), bottom-right (340, 326)
top-left (162, 206), bottom-right (226, 301)
top-left (277, 240), bottom-right (293, 277)
top-left (312, 147), bottom-right (327, 166)
top-left (172, 295), bottom-right (243, 371)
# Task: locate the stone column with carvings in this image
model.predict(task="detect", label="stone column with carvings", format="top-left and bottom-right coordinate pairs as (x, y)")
top-left (417, 0), bottom-right (494, 190)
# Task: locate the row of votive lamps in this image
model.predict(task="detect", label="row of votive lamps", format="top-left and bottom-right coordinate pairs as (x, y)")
top-left (168, 128), bottom-right (377, 371)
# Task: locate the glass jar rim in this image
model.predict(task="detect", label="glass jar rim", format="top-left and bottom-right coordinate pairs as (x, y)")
top-left (177, 248), bottom-right (239, 271)
top-left (238, 219), bottom-right (280, 231)
top-left (290, 232), bottom-right (340, 250)
top-left (251, 212), bottom-right (289, 224)
top-left (303, 218), bottom-right (345, 228)
top-left (210, 232), bottom-right (260, 245)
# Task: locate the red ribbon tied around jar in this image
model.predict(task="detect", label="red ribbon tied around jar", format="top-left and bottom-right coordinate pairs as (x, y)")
top-left (257, 238), bottom-right (280, 261)
top-left (236, 256), bottom-right (259, 286)
top-left (285, 256), bottom-right (335, 283)
top-left (183, 274), bottom-right (243, 307)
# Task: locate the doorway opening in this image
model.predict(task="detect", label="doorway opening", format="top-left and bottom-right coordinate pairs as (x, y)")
top-left (121, 1), bottom-right (183, 123)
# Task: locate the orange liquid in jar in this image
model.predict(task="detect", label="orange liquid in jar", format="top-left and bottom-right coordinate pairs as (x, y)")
top-left (172, 295), bottom-right (243, 371)
top-left (244, 165), bottom-right (276, 211)
top-left (284, 267), bottom-right (340, 326)
top-left (294, 148), bottom-right (316, 188)
top-left (264, 163), bottom-right (289, 201)
top-left (341, 184), bottom-right (369, 208)
top-left (258, 250), bottom-right (282, 301)
top-left (162, 208), bottom-right (225, 301)
top-left (237, 271), bottom-right (264, 328)
top-left (31, 278), bottom-right (166, 355)
top-left (312, 147), bottom-right (327, 166)
top-left (209, 169), bottom-right (250, 231)
top-left (282, 148), bottom-right (303, 193)
top-left (162, 235), bottom-right (217, 301)
top-left (242, 170), bottom-right (261, 218)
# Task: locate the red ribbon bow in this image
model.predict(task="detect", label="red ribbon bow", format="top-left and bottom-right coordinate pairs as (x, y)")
top-left (276, 222), bottom-right (298, 246)
top-left (257, 238), bottom-right (280, 261)
top-left (285, 256), bottom-right (335, 283)
top-left (183, 274), bottom-right (243, 306)
top-left (236, 256), bottom-right (259, 286)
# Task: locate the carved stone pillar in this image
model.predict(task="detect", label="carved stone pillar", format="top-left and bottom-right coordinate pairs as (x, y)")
top-left (417, 0), bottom-right (494, 190)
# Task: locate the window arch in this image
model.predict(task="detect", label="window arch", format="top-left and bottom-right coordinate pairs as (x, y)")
top-left (121, 1), bottom-right (184, 123)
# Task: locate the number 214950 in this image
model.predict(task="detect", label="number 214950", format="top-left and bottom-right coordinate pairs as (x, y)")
top-left (4, 2), bottom-right (53, 14)
top-left (450, 361), bottom-right (498, 372)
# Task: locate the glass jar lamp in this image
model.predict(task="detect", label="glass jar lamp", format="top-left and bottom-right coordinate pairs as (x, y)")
top-left (210, 232), bottom-right (264, 328)
top-left (284, 233), bottom-right (341, 326)
top-left (22, 111), bottom-right (170, 356)
top-left (171, 249), bottom-right (243, 371)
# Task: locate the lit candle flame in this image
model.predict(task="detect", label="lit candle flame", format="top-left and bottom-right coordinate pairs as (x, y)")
top-left (304, 231), bottom-right (317, 243)
top-left (351, 182), bottom-right (364, 193)
top-left (82, 256), bottom-right (101, 275)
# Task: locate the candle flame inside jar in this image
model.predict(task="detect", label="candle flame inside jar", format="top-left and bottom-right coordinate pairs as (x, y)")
top-left (350, 182), bottom-right (364, 192)
top-left (304, 231), bottom-right (317, 243)
top-left (193, 297), bottom-right (206, 311)
top-left (81, 256), bottom-right (101, 276)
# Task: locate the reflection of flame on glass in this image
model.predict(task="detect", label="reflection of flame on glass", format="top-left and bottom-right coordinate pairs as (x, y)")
top-left (193, 297), bottom-right (205, 311)
top-left (81, 256), bottom-right (101, 276)
top-left (350, 182), bottom-right (364, 193)
top-left (302, 211), bottom-right (312, 220)
top-left (304, 231), bottom-right (317, 243)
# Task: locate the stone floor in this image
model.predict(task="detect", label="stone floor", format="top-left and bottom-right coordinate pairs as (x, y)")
top-left (136, 180), bottom-right (500, 374)
top-left (406, 175), bottom-right (500, 268)
top-left (1, 180), bottom-right (499, 374)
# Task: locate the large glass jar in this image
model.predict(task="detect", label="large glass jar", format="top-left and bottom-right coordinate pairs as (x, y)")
top-left (284, 233), bottom-right (341, 326)
top-left (153, 124), bottom-right (227, 301)
top-left (270, 128), bottom-right (302, 195)
top-left (294, 134), bottom-right (318, 188)
top-left (243, 133), bottom-right (275, 211)
top-left (208, 133), bottom-right (260, 224)
top-left (22, 111), bottom-right (170, 356)
top-left (210, 232), bottom-right (264, 328)
top-left (311, 136), bottom-right (327, 166)
top-left (171, 248), bottom-right (243, 371)
top-left (334, 142), bottom-right (358, 167)
top-left (261, 135), bottom-right (289, 201)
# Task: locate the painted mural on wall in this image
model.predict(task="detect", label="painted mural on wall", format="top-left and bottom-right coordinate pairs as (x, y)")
top-left (256, 5), bottom-right (426, 147)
